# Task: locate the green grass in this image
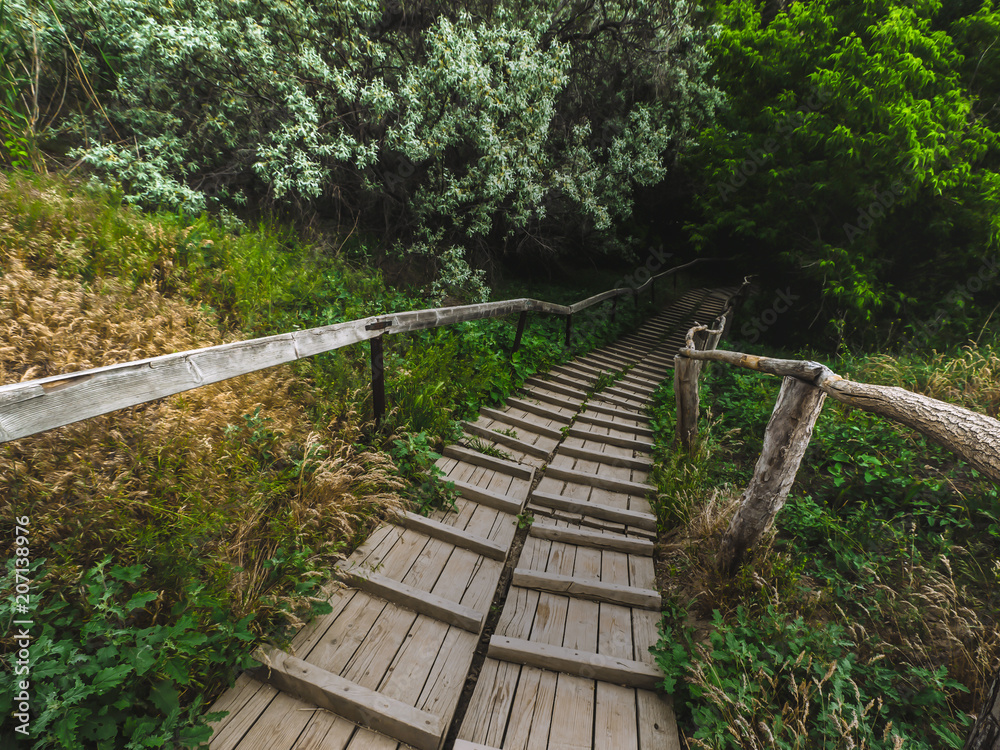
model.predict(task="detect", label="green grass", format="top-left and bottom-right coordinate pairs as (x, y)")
top-left (648, 343), bottom-right (1000, 749)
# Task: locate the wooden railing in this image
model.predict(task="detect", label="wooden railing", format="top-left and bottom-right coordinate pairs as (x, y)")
top-left (0, 257), bottom-right (728, 443)
top-left (672, 318), bottom-right (1000, 575)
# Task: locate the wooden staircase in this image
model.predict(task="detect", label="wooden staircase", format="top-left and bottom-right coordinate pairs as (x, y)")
top-left (206, 287), bottom-right (737, 750)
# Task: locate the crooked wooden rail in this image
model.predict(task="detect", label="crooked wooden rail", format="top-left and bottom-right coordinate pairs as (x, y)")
top-left (0, 258), bottom-right (727, 443)
top-left (673, 322), bottom-right (1000, 575)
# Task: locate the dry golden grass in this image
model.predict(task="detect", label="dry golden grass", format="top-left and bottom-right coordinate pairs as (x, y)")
top-left (0, 192), bottom-right (404, 629)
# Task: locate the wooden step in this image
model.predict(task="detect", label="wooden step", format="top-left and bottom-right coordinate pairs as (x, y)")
top-left (528, 522), bottom-right (655, 555)
top-left (461, 420), bottom-right (549, 459)
top-left (452, 478), bottom-right (525, 514)
top-left (511, 568), bottom-right (661, 610)
top-left (251, 648), bottom-right (446, 750)
top-left (395, 510), bottom-right (508, 562)
top-left (487, 636), bottom-right (662, 690)
top-left (517, 386), bottom-right (575, 410)
top-left (555, 445), bottom-right (652, 471)
top-left (579, 399), bottom-right (647, 420)
top-left (567, 426), bottom-right (653, 452)
top-left (336, 566), bottom-right (485, 634)
top-left (601, 385), bottom-right (645, 404)
top-left (544, 465), bottom-right (652, 497)
top-left (524, 376), bottom-right (587, 400)
top-left (445, 444), bottom-right (534, 480)
top-left (454, 742), bottom-right (502, 750)
top-left (588, 390), bottom-right (648, 411)
top-left (505, 396), bottom-right (573, 424)
top-left (574, 413), bottom-right (655, 438)
top-left (542, 370), bottom-right (597, 391)
top-left (530, 489), bottom-right (656, 530)
top-left (480, 408), bottom-right (563, 440)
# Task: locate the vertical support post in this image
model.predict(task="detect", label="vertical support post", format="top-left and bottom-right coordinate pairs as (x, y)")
top-left (565, 314), bottom-right (572, 348)
top-left (370, 335), bottom-right (385, 429)
top-left (633, 288), bottom-right (638, 310)
top-left (512, 311), bottom-right (528, 353)
top-left (651, 277), bottom-right (656, 306)
top-left (674, 354), bottom-right (701, 451)
top-left (717, 377), bottom-right (826, 576)
top-left (611, 296), bottom-right (617, 324)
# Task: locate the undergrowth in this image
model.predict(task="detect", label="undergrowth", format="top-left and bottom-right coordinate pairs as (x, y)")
top-left (0, 171), bottom-right (668, 746)
top-left (648, 343), bottom-right (1000, 749)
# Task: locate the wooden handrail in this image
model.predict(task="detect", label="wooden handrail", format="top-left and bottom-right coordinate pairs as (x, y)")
top-left (0, 257), bottom-right (727, 443)
top-left (672, 322), bottom-right (1000, 575)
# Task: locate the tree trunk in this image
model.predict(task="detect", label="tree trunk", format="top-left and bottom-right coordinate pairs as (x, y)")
top-left (966, 669), bottom-right (1000, 750)
top-left (717, 376), bottom-right (826, 576)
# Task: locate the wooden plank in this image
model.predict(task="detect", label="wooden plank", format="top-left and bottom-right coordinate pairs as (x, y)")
top-left (557, 445), bottom-right (652, 471)
top-left (530, 490), bottom-right (656, 531)
top-left (580, 399), bottom-right (648, 420)
top-left (394, 510), bottom-right (507, 561)
top-left (505, 396), bottom-right (574, 423)
top-left (451, 478), bottom-right (524, 515)
top-left (529, 523), bottom-right (655, 555)
top-left (479, 408), bottom-right (563, 440)
top-left (595, 683), bottom-right (639, 750)
top-left (336, 566), bottom-right (484, 634)
top-left (574, 414), bottom-right (655, 438)
top-left (461, 420), bottom-right (549, 459)
top-left (250, 648), bottom-right (445, 750)
top-left (512, 568), bottom-right (660, 609)
top-left (523, 377), bottom-right (587, 400)
top-left (454, 741), bottom-right (503, 750)
top-left (567, 427), bottom-right (653, 452)
top-left (544, 465), bottom-right (651, 497)
top-left (444, 444), bottom-right (534, 480)
top-left (487, 636), bottom-right (662, 690)
top-left (638, 690), bottom-right (682, 750)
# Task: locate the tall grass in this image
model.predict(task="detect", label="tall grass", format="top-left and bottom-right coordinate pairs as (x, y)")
top-left (649, 347), bottom-right (1000, 749)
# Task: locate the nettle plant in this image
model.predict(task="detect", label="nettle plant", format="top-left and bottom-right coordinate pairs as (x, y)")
top-left (8, 0), bottom-right (719, 300)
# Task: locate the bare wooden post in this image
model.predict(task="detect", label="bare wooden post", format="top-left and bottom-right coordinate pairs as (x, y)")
top-left (651, 277), bottom-right (655, 305)
top-left (512, 311), bottom-right (528, 353)
top-left (370, 335), bottom-right (386, 429)
top-left (717, 377), bottom-right (826, 576)
top-left (965, 670), bottom-right (1000, 750)
top-left (674, 355), bottom-right (700, 450)
top-left (674, 318), bottom-right (726, 450)
top-left (565, 314), bottom-right (572, 348)
top-left (610, 297), bottom-right (617, 324)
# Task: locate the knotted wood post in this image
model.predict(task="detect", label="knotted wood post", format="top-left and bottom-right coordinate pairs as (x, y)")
top-left (674, 317), bottom-right (725, 450)
top-left (717, 376), bottom-right (826, 576)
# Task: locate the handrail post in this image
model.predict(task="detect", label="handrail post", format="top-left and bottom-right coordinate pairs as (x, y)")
top-left (611, 297), bottom-right (617, 324)
top-left (651, 277), bottom-right (655, 305)
top-left (565, 314), bottom-right (572, 348)
top-left (512, 311), bottom-right (528, 353)
top-left (633, 288), bottom-right (638, 311)
top-left (675, 318), bottom-right (726, 450)
top-left (370, 335), bottom-right (386, 429)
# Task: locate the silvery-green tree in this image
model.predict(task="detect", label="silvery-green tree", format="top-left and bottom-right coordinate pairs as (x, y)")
top-left (6, 0), bottom-right (720, 299)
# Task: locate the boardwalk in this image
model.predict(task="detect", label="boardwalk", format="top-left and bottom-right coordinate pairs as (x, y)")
top-left (206, 287), bottom-right (736, 750)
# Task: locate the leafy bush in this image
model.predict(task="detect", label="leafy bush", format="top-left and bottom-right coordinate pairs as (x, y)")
top-left (0, 558), bottom-right (256, 748)
top-left (2, 0), bottom-right (720, 294)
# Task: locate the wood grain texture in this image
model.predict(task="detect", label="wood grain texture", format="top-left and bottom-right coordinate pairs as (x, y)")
top-left (487, 636), bottom-right (663, 690)
top-left (511, 568), bottom-right (661, 610)
top-left (250, 647), bottom-right (444, 750)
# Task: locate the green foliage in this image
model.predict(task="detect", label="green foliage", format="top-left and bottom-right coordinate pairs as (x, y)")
top-left (688, 0), bottom-right (1000, 346)
top-left (0, 558), bottom-right (257, 749)
top-left (657, 604), bottom-right (966, 749)
top-left (388, 430), bottom-right (458, 515)
top-left (3, 0), bottom-right (720, 294)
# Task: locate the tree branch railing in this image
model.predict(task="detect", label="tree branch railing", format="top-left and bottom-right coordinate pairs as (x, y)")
top-left (0, 258), bottom-right (726, 444)
top-left (672, 324), bottom-right (1000, 575)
